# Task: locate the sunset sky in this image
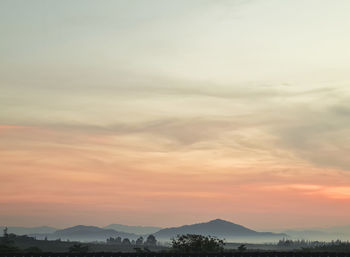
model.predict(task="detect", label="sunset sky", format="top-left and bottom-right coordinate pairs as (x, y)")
top-left (1, 0), bottom-right (350, 230)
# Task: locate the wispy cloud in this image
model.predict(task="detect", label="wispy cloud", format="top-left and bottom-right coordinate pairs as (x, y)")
top-left (1, 0), bottom-right (350, 228)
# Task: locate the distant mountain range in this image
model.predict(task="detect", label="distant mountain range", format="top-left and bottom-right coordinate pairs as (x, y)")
top-left (3, 220), bottom-right (350, 243)
top-left (0, 226), bottom-right (57, 235)
top-left (103, 224), bottom-right (162, 235)
top-left (154, 219), bottom-right (286, 241)
top-left (3, 219), bottom-right (284, 242)
top-left (30, 225), bottom-right (139, 242)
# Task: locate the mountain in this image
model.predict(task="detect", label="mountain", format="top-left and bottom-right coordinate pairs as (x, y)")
top-left (104, 224), bottom-right (162, 235)
top-left (1, 226), bottom-right (57, 235)
top-left (31, 225), bottom-right (139, 242)
top-left (154, 219), bottom-right (286, 242)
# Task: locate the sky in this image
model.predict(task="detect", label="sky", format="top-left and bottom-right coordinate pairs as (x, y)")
top-left (1, 0), bottom-right (350, 230)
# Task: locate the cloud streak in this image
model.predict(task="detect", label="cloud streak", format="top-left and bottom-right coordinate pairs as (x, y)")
top-left (1, 0), bottom-right (350, 228)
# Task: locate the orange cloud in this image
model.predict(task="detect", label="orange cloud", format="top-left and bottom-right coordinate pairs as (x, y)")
top-left (1, 123), bottom-right (350, 228)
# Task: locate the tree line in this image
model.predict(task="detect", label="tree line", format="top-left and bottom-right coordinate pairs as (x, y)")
top-left (106, 234), bottom-right (157, 246)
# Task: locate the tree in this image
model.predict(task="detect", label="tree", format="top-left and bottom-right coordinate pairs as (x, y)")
top-left (0, 228), bottom-right (20, 253)
top-left (115, 236), bottom-right (122, 244)
top-left (171, 234), bottom-right (224, 253)
top-left (136, 236), bottom-right (144, 245)
top-left (107, 236), bottom-right (122, 244)
top-left (3, 227), bottom-right (8, 238)
top-left (145, 235), bottom-right (157, 246)
top-left (1, 227), bottom-right (14, 246)
top-left (122, 238), bottom-right (131, 246)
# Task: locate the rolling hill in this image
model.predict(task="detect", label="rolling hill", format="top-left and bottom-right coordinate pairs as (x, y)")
top-left (154, 219), bottom-right (286, 242)
top-left (1, 226), bottom-right (57, 235)
top-left (31, 225), bottom-right (139, 242)
top-left (104, 224), bottom-right (162, 235)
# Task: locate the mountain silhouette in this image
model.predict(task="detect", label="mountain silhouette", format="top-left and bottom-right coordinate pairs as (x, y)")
top-left (31, 225), bottom-right (139, 242)
top-left (0, 226), bottom-right (57, 235)
top-left (104, 224), bottom-right (162, 235)
top-left (154, 219), bottom-right (286, 240)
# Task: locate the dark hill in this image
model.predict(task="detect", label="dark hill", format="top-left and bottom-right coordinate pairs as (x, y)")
top-left (104, 224), bottom-right (162, 235)
top-left (31, 225), bottom-right (138, 242)
top-left (154, 219), bottom-right (286, 241)
top-left (1, 226), bottom-right (57, 235)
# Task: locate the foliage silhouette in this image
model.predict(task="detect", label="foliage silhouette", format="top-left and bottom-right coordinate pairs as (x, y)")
top-left (145, 235), bottom-right (157, 246)
top-left (122, 238), bottom-right (131, 245)
top-left (0, 227), bottom-right (20, 253)
top-left (171, 234), bottom-right (224, 253)
top-left (136, 236), bottom-right (144, 245)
